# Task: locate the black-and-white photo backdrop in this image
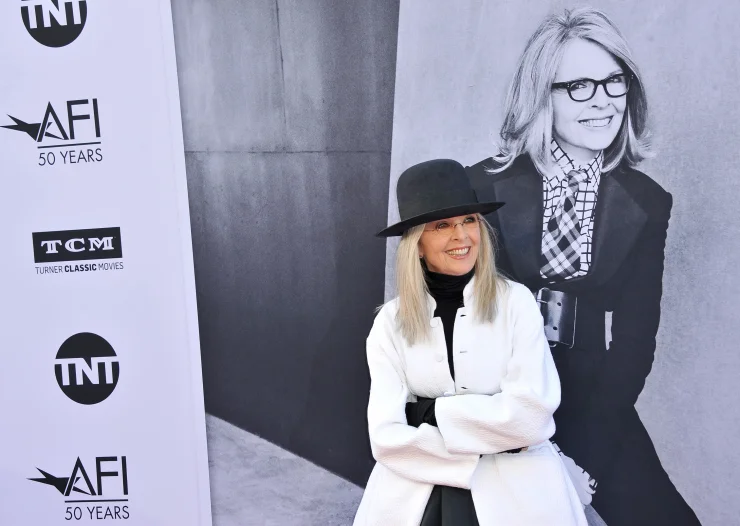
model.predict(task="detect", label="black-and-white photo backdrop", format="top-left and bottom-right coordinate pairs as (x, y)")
top-left (0, 1), bottom-right (212, 524)
top-left (384, 1), bottom-right (739, 525)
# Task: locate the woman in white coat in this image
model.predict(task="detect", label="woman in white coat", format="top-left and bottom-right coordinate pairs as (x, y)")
top-left (353, 159), bottom-right (586, 526)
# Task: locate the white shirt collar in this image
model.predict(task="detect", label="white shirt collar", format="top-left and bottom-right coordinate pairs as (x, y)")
top-left (550, 139), bottom-right (603, 183)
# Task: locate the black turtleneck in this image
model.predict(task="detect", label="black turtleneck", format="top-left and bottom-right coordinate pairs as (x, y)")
top-left (424, 265), bottom-right (474, 380)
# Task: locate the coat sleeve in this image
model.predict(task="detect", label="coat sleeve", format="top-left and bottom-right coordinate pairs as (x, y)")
top-left (366, 310), bottom-right (480, 488)
top-left (434, 284), bottom-right (561, 455)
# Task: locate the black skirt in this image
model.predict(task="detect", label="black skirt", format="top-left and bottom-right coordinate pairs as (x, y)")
top-left (420, 485), bottom-right (480, 526)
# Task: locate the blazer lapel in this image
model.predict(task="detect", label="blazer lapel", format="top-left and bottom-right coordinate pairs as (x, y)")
top-left (590, 167), bottom-right (648, 284)
top-left (490, 157), bottom-right (543, 283)
top-left (479, 157), bottom-right (649, 291)
top-left (557, 165), bottom-right (648, 292)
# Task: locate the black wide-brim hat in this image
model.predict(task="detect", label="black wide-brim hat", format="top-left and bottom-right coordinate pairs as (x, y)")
top-left (376, 158), bottom-right (505, 237)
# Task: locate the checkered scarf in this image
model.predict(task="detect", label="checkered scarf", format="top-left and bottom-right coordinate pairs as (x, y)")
top-left (540, 141), bottom-right (602, 280)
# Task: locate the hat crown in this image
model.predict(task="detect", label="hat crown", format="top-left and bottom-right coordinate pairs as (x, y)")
top-left (376, 158), bottom-right (504, 237)
top-left (396, 159), bottom-right (477, 221)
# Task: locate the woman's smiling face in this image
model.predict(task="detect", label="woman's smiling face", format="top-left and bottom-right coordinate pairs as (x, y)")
top-left (552, 38), bottom-right (627, 164)
top-left (418, 215), bottom-right (480, 276)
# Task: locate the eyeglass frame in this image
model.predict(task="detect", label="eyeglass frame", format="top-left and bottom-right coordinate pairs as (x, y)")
top-left (551, 73), bottom-right (634, 102)
top-left (423, 215), bottom-right (480, 235)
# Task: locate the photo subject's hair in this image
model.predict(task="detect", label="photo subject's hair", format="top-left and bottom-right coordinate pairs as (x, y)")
top-left (493, 7), bottom-right (652, 175)
top-left (394, 216), bottom-right (502, 345)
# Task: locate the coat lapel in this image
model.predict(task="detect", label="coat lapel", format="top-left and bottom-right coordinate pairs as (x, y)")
top-left (486, 158), bottom-right (648, 290)
top-left (490, 157), bottom-right (543, 283)
top-left (554, 165), bottom-right (648, 291)
top-left (588, 167), bottom-right (648, 285)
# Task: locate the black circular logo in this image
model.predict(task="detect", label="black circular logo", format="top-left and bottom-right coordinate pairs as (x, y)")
top-left (55, 332), bottom-right (120, 405)
top-left (21, 0), bottom-right (88, 48)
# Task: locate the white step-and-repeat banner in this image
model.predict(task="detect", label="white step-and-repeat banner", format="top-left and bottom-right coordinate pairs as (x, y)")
top-left (0, 1), bottom-right (213, 524)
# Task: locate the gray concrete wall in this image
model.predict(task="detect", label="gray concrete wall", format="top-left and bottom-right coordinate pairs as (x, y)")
top-left (384, 1), bottom-right (740, 524)
top-left (171, 0), bottom-right (400, 486)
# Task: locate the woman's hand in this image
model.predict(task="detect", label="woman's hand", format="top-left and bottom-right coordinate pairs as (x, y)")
top-left (405, 397), bottom-right (437, 427)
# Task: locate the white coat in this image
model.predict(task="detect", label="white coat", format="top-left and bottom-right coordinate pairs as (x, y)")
top-left (353, 278), bottom-right (587, 526)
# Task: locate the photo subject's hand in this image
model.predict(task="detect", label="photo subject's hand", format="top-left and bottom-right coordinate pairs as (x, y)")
top-left (552, 442), bottom-right (597, 506)
top-left (405, 397), bottom-right (437, 427)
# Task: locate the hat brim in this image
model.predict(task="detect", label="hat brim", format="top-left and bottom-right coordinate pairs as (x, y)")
top-left (376, 201), bottom-right (505, 237)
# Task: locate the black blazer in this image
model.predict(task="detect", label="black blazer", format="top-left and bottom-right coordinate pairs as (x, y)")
top-left (467, 154), bottom-right (672, 482)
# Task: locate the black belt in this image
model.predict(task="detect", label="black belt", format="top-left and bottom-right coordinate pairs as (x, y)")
top-left (535, 287), bottom-right (577, 348)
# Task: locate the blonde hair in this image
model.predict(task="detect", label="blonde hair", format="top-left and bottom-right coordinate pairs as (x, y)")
top-left (493, 6), bottom-right (652, 175)
top-left (394, 215), bottom-right (502, 345)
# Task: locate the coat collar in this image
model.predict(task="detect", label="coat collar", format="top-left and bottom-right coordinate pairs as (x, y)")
top-left (491, 156), bottom-right (647, 290)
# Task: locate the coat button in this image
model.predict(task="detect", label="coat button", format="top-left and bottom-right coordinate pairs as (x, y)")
top-left (430, 319), bottom-right (440, 328)
top-left (435, 354), bottom-right (444, 362)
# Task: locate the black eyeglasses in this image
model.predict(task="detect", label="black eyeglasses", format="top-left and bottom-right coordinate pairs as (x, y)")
top-left (551, 73), bottom-right (633, 102)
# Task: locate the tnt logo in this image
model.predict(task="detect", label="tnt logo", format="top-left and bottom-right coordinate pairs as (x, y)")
top-left (21, 0), bottom-right (88, 48)
top-left (55, 333), bottom-right (120, 405)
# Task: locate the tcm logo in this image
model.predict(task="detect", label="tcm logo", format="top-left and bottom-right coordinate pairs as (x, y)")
top-left (33, 227), bottom-right (121, 263)
top-left (55, 332), bottom-right (120, 405)
top-left (21, 0), bottom-right (88, 48)
top-left (30, 456), bottom-right (130, 521)
top-left (3, 98), bottom-right (103, 166)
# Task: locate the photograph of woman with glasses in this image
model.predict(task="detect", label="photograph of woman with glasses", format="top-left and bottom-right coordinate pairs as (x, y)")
top-left (466, 7), bottom-right (700, 526)
top-left (354, 159), bottom-right (586, 526)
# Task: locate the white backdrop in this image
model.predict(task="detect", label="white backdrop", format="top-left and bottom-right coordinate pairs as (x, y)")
top-left (0, 1), bottom-right (212, 524)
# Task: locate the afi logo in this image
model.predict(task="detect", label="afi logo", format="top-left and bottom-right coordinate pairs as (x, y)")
top-left (33, 227), bottom-right (122, 263)
top-left (55, 333), bottom-right (120, 405)
top-left (30, 456), bottom-right (128, 498)
top-left (21, 0), bottom-right (88, 48)
top-left (3, 98), bottom-right (101, 146)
